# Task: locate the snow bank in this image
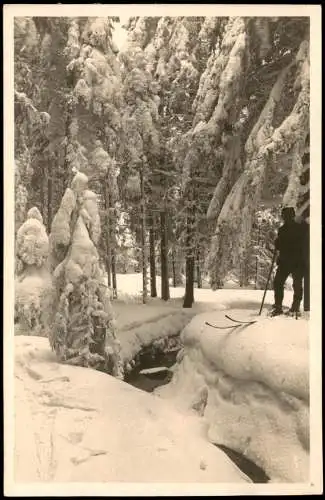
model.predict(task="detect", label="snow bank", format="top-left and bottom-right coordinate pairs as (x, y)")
top-left (118, 308), bottom-right (196, 368)
top-left (110, 274), bottom-right (293, 373)
top-left (13, 336), bottom-right (250, 484)
top-left (157, 309), bottom-right (309, 483)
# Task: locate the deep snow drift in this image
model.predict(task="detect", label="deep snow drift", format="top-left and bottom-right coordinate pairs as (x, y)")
top-left (15, 272), bottom-right (294, 374)
top-left (13, 272), bottom-right (309, 485)
top-left (14, 335), bottom-right (250, 483)
top-left (111, 273), bottom-right (294, 372)
top-left (157, 309), bottom-right (309, 483)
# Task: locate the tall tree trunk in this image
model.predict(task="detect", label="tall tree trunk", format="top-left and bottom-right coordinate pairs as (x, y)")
top-left (172, 247), bottom-right (177, 288)
top-left (140, 169), bottom-right (148, 303)
top-left (47, 174), bottom-right (52, 234)
top-left (173, 246), bottom-right (184, 286)
top-left (183, 198), bottom-right (195, 308)
top-left (110, 204), bottom-right (117, 299)
top-left (40, 173), bottom-right (45, 224)
top-left (184, 248), bottom-right (195, 308)
top-left (239, 258), bottom-right (249, 288)
top-left (160, 209), bottom-right (170, 301)
top-left (111, 248), bottom-right (117, 299)
top-left (196, 250), bottom-right (202, 289)
top-left (149, 213), bottom-right (157, 297)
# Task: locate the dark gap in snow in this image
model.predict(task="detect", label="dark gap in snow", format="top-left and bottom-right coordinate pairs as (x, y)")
top-left (126, 367), bottom-right (173, 393)
top-left (124, 334), bottom-right (182, 382)
top-left (125, 345), bottom-right (179, 392)
top-left (214, 444), bottom-right (270, 484)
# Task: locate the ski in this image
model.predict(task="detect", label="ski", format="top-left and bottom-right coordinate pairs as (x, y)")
top-left (224, 314), bottom-right (257, 325)
top-left (205, 321), bottom-right (242, 330)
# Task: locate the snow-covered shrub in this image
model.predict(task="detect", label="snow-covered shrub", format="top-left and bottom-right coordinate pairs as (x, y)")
top-left (15, 269), bottom-right (53, 336)
top-left (15, 207), bottom-right (52, 336)
top-left (48, 172), bottom-right (124, 378)
top-left (16, 207), bottom-right (49, 269)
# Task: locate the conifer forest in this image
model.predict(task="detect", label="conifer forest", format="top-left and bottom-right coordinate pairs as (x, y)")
top-left (14, 16), bottom-right (310, 376)
top-left (10, 10), bottom-right (322, 487)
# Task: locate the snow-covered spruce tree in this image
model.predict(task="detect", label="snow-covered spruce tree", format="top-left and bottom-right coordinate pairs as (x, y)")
top-left (164, 17), bottom-right (250, 304)
top-left (30, 17), bottom-right (79, 228)
top-left (193, 16), bottom-right (251, 222)
top-left (208, 31), bottom-right (309, 288)
top-left (48, 172), bottom-right (123, 378)
top-left (90, 140), bottom-right (120, 295)
top-left (15, 207), bottom-right (52, 336)
top-left (14, 17), bottom-right (43, 230)
top-left (152, 17), bottom-right (205, 303)
top-left (125, 17), bottom-right (170, 300)
top-left (228, 205), bottom-right (280, 289)
top-left (119, 41), bottom-right (161, 303)
top-left (65, 17), bottom-right (123, 291)
top-left (121, 17), bottom-right (212, 301)
top-left (120, 17), bottom-right (223, 302)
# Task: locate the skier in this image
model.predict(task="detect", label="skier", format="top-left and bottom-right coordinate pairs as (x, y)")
top-left (270, 207), bottom-right (307, 317)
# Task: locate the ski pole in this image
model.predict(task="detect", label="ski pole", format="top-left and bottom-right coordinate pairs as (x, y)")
top-left (258, 248), bottom-right (277, 316)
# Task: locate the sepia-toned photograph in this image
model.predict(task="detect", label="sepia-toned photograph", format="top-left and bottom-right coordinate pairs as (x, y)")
top-left (3, 4), bottom-right (322, 496)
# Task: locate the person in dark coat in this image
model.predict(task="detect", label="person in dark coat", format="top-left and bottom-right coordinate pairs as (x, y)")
top-left (271, 207), bottom-right (308, 316)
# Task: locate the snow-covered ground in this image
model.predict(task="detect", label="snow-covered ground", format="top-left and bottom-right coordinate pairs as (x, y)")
top-left (13, 336), bottom-right (250, 484)
top-left (10, 272), bottom-right (313, 490)
top-left (156, 309), bottom-right (309, 483)
top-left (113, 273), bottom-right (292, 312)
top-left (112, 273), bottom-right (294, 370)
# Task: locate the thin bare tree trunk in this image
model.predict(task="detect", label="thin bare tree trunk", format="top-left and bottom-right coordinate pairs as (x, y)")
top-left (160, 209), bottom-right (170, 301)
top-left (183, 196), bottom-right (195, 308)
top-left (47, 175), bottom-right (52, 234)
top-left (196, 250), bottom-right (202, 289)
top-left (149, 213), bottom-right (157, 297)
top-left (184, 249), bottom-right (195, 307)
top-left (111, 249), bottom-right (117, 299)
top-left (140, 169), bottom-right (148, 304)
top-left (172, 247), bottom-right (177, 288)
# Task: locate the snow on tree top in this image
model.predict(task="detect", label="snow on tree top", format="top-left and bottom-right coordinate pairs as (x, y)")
top-left (16, 214), bottom-right (49, 268)
top-left (27, 206), bottom-right (43, 223)
top-left (71, 171), bottom-right (89, 193)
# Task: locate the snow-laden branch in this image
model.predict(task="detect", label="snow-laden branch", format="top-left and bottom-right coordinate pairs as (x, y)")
top-left (208, 39), bottom-right (310, 287)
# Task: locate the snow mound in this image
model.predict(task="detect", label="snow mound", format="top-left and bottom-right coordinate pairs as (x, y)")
top-left (157, 309), bottom-right (309, 483)
top-left (109, 274), bottom-right (293, 373)
top-left (15, 267), bottom-right (53, 335)
top-left (14, 336), bottom-right (250, 484)
top-left (16, 210), bottom-right (49, 267)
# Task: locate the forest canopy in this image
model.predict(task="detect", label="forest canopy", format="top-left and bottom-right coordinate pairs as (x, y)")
top-left (14, 15), bottom-right (310, 307)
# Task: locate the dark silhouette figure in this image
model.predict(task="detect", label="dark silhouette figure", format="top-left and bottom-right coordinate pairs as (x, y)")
top-left (271, 207), bottom-right (308, 316)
